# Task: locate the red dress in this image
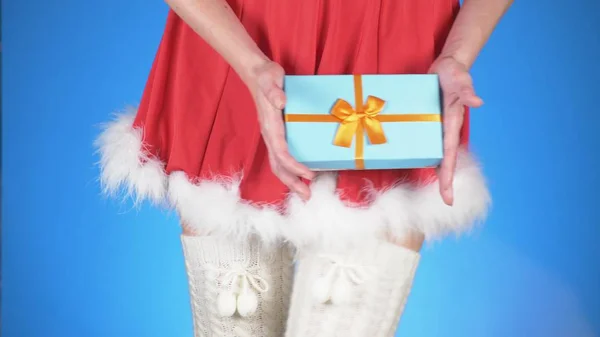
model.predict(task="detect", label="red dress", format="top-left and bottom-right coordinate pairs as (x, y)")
top-left (98, 0), bottom-right (490, 250)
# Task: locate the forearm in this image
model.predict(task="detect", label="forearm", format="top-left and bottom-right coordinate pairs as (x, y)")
top-left (165, 0), bottom-right (268, 82)
top-left (439, 0), bottom-right (513, 68)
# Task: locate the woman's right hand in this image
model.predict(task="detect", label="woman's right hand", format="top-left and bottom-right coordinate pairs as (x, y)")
top-left (245, 60), bottom-right (315, 200)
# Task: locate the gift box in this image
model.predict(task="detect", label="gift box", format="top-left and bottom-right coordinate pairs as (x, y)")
top-left (283, 74), bottom-right (443, 170)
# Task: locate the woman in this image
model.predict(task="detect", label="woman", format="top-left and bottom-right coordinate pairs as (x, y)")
top-left (97, 0), bottom-right (512, 336)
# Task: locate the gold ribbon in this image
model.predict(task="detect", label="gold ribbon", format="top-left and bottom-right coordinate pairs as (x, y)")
top-left (284, 75), bottom-right (441, 169)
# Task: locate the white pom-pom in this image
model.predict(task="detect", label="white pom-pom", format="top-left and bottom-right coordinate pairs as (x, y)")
top-left (217, 291), bottom-right (237, 317)
top-left (312, 276), bottom-right (331, 304)
top-left (330, 278), bottom-right (351, 305)
top-left (236, 291), bottom-right (258, 317)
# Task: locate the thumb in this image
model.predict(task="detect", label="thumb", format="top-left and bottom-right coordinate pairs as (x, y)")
top-left (262, 81), bottom-right (286, 110)
top-left (459, 87), bottom-right (484, 108)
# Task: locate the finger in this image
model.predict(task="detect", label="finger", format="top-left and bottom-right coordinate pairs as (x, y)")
top-left (459, 86), bottom-right (483, 108)
top-left (273, 67), bottom-right (284, 88)
top-left (275, 149), bottom-right (315, 181)
top-left (461, 95), bottom-right (483, 108)
top-left (452, 71), bottom-right (482, 108)
top-left (259, 102), bottom-right (315, 181)
top-left (257, 66), bottom-right (286, 110)
top-left (267, 128), bottom-right (315, 181)
top-left (256, 94), bottom-right (282, 134)
top-left (276, 168), bottom-right (311, 200)
top-left (439, 100), bottom-right (464, 205)
top-left (264, 84), bottom-right (286, 110)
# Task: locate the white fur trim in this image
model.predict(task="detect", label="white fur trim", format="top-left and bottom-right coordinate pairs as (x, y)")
top-left (96, 110), bottom-right (490, 249)
top-left (167, 172), bottom-right (284, 246)
top-left (95, 108), bottom-right (167, 205)
top-left (283, 151), bottom-right (490, 250)
top-left (411, 151), bottom-right (491, 240)
top-left (284, 175), bottom-right (412, 250)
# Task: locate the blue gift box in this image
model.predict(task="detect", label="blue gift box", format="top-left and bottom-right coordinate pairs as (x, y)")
top-left (283, 74), bottom-right (443, 171)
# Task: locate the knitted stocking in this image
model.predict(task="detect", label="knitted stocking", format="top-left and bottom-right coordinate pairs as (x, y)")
top-left (181, 236), bottom-right (294, 337)
top-left (285, 241), bottom-right (420, 337)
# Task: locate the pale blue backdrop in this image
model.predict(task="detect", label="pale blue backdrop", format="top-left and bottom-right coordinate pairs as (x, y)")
top-left (3, 1), bottom-right (599, 336)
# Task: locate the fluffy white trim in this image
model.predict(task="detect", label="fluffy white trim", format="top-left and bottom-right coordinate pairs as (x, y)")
top-left (411, 152), bottom-right (491, 240)
top-left (283, 150), bottom-right (490, 250)
top-left (96, 109), bottom-right (490, 249)
top-left (94, 109), bottom-right (167, 205)
top-left (167, 172), bottom-right (284, 246)
top-left (283, 175), bottom-right (412, 250)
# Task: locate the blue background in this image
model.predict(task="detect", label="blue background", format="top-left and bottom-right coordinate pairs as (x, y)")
top-left (2, 1), bottom-right (599, 336)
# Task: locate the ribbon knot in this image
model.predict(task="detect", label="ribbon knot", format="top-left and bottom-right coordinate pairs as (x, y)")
top-left (331, 95), bottom-right (388, 148)
top-left (312, 255), bottom-right (372, 305)
top-left (221, 268), bottom-right (270, 294)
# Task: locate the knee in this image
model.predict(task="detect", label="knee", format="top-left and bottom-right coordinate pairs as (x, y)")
top-left (181, 222), bottom-right (203, 236)
top-left (387, 230), bottom-right (424, 252)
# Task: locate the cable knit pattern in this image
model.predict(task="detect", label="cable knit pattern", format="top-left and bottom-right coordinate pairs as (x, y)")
top-left (181, 236), bottom-right (294, 337)
top-left (284, 241), bottom-right (420, 337)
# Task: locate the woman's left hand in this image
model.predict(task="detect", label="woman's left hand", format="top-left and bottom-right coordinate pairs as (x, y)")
top-left (428, 56), bottom-right (483, 206)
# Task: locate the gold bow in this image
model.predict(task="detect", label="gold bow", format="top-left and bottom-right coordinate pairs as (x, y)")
top-left (330, 95), bottom-right (387, 148)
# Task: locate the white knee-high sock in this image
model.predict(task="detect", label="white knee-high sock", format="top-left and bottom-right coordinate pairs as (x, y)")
top-left (182, 236), bottom-right (294, 337)
top-left (285, 241), bottom-right (420, 337)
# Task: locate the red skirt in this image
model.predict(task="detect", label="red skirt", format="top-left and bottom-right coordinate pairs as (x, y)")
top-left (97, 0), bottom-right (490, 250)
